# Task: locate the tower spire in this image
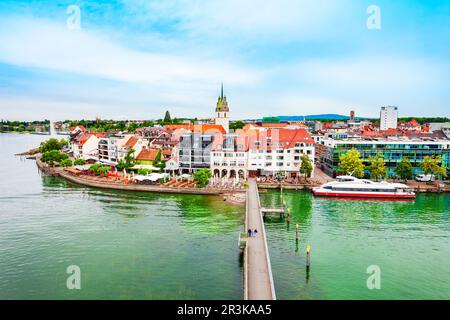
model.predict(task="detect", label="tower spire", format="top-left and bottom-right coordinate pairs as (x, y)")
top-left (221, 82), bottom-right (224, 99)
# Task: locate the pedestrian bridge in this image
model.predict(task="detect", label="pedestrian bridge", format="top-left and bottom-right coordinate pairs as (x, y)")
top-left (243, 179), bottom-right (276, 300)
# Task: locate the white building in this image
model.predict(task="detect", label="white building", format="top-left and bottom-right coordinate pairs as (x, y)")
top-left (247, 129), bottom-right (315, 178)
top-left (72, 133), bottom-right (105, 161)
top-left (211, 133), bottom-right (248, 179)
top-left (380, 106), bottom-right (398, 131)
top-left (211, 128), bottom-right (315, 179)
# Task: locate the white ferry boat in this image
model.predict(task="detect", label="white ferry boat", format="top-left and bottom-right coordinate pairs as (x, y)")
top-left (312, 176), bottom-right (415, 199)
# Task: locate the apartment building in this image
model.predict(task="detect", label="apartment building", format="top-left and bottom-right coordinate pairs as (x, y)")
top-left (246, 129), bottom-right (315, 178)
top-left (318, 136), bottom-right (450, 177)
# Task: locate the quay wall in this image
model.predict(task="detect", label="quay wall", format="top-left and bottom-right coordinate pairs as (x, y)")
top-left (36, 158), bottom-right (245, 196)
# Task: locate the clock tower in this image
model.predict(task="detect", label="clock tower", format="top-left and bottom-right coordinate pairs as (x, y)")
top-left (214, 83), bottom-right (229, 133)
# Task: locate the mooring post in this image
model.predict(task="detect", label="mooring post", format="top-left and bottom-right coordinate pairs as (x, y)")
top-left (295, 223), bottom-right (299, 241)
top-left (306, 244), bottom-right (311, 271)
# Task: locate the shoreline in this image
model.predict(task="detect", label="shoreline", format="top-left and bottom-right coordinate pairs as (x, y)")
top-left (35, 157), bottom-right (247, 202)
top-left (33, 154), bottom-right (450, 195)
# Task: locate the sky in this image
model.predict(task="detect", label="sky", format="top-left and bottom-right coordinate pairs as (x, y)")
top-left (0, 0), bottom-right (449, 121)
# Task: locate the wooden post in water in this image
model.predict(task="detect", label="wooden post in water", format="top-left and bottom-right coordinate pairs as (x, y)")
top-left (295, 223), bottom-right (299, 241)
top-left (306, 244), bottom-right (311, 271)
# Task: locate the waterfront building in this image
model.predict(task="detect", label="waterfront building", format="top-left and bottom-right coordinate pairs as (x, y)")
top-left (380, 106), bottom-right (398, 131)
top-left (246, 128), bottom-right (315, 178)
top-left (98, 135), bottom-right (124, 166)
top-left (211, 132), bottom-right (248, 179)
top-left (178, 131), bottom-right (214, 173)
top-left (175, 125), bottom-right (226, 173)
top-left (214, 84), bottom-right (230, 133)
top-left (118, 135), bottom-right (147, 161)
top-left (318, 136), bottom-right (450, 177)
top-left (72, 132), bottom-right (105, 161)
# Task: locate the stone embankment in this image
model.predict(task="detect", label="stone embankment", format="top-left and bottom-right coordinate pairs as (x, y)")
top-left (35, 157), bottom-right (247, 200)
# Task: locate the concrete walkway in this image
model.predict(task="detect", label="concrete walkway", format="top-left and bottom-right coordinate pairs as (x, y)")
top-left (245, 179), bottom-right (276, 300)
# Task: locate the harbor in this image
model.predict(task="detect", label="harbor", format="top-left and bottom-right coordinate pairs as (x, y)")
top-left (1, 133), bottom-right (449, 300)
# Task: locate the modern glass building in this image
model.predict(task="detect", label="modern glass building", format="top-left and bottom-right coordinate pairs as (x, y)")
top-left (318, 137), bottom-right (450, 178)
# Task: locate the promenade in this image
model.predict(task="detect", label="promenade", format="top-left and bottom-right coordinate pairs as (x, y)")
top-left (245, 179), bottom-right (276, 300)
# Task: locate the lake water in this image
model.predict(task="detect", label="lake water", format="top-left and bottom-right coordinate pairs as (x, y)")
top-left (0, 133), bottom-right (449, 299)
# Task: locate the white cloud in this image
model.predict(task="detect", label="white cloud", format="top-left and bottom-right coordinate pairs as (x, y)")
top-left (121, 0), bottom-right (348, 41)
top-left (0, 17), bottom-right (263, 86)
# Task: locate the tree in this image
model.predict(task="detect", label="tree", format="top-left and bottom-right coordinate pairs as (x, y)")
top-left (163, 110), bottom-right (172, 124)
top-left (367, 154), bottom-right (386, 181)
top-left (420, 155), bottom-right (447, 180)
top-left (60, 159), bottom-right (73, 167)
top-left (118, 148), bottom-right (136, 171)
top-left (193, 169), bottom-right (212, 188)
top-left (89, 164), bottom-right (110, 176)
top-left (40, 138), bottom-right (66, 153)
top-left (230, 121), bottom-right (245, 130)
top-left (127, 123), bottom-right (139, 132)
top-left (153, 150), bottom-right (162, 165)
top-left (42, 150), bottom-right (69, 167)
top-left (338, 148), bottom-right (365, 177)
top-left (395, 157), bottom-right (413, 181)
top-left (157, 160), bottom-right (166, 173)
top-left (299, 154), bottom-right (313, 182)
top-left (73, 158), bottom-right (86, 166)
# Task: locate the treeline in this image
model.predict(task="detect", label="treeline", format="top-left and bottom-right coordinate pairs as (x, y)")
top-left (1, 120), bottom-right (50, 133)
top-left (65, 110), bottom-right (193, 133)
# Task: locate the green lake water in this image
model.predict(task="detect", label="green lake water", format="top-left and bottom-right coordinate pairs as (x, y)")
top-left (0, 134), bottom-right (449, 299)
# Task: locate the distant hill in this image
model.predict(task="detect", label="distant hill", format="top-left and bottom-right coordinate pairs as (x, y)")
top-left (278, 114), bottom-right (365, 121)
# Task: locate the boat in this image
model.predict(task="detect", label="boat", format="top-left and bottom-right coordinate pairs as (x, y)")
top-left (312, 175), bottom-right (415, 199)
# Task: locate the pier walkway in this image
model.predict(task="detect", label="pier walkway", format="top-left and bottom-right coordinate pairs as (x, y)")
top-left (244, 179), bottom-right (276, 300)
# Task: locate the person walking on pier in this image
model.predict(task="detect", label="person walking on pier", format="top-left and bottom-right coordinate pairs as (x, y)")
top-left (247, 229), bottom-right (252, 237)
top-left (253, 229), bottom-right (258, 237)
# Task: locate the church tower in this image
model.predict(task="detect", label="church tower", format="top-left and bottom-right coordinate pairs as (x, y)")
top-left (214, 83), bottom-right (229, 133)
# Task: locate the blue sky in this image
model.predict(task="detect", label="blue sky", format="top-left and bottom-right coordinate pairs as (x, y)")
top-left (0, 0), bottom-right (449, 120)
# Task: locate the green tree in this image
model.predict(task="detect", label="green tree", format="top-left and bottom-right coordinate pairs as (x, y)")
top-left (299, 154), bottom-right (313, 182)
top-left (420, 155), bottom-right (447, 180)
top-left (89, 164), bottom-right (110, 176)
top-left (230, 121), bottom-right (245, 130)
top-left (118, 148), bottom-right (136, 171)
top-left (157, 160), bottom-right (166, 173)
top-left (42, 150), bottom-right (69, 167)
top-left (40, 138), bottom-right (66, 153)
top-left (338, 148), bottom-right (365, 178)
top-left (193, 169), bottom-right (212, 188)
top-left (367, 153), bottom-right (387, 181)
top-left (127, 123), bottom-right (139, 132)
top-left (153, 150), bottom-right (162, 165)
top-left (60, 159), bottom-right (73, 167)
top-left (73, 158), bottom-right (86, 166)
top-left (395, 157), bottom-right (413, 181)
top-left (163, 110), bottom-right (172, 124)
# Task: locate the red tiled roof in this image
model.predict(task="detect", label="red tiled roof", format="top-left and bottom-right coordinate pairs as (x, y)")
top-left (123, 136), bottom-right (139, 148)
top-left (212, 128), bottom-right (314, 151)
top-left (77, 132), bottom-right (105, 145)
top-left (136, 149), bottom-right (160, 161)
top-left (164, 124), bottom-right (226, 134)
top-left (409, 119), bottom-right (420, 127)
top-left (70, 125), bottom-right (86, 133)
